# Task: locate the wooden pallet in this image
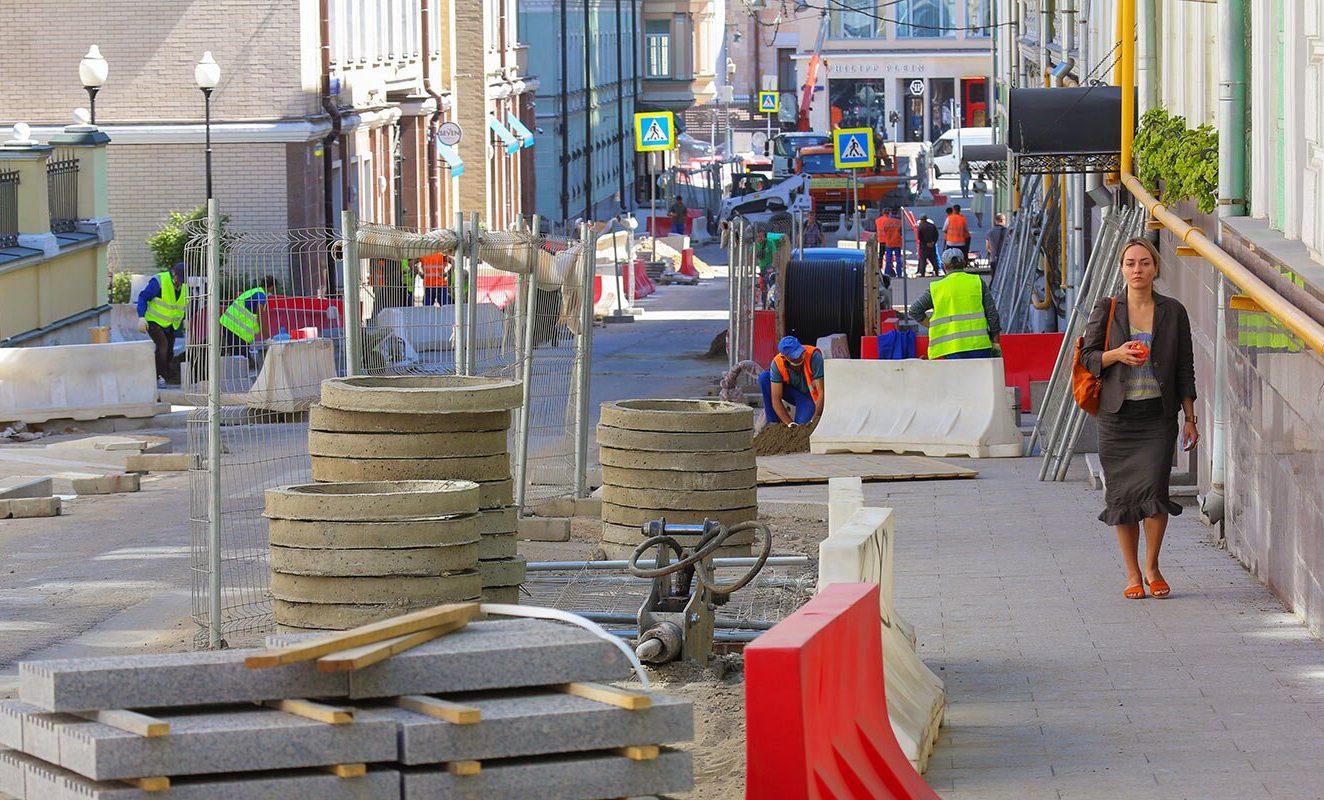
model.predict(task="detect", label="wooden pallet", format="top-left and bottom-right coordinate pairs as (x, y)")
top-left (756, 453), bottom-right (977, 485)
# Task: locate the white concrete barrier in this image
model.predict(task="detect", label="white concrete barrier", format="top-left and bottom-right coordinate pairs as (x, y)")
top-left (375, 304), bottom-right (507, 354)
top-left (594, 230), bottom-right (634, 266)
top-left (826, 478), bottom-right (915, 646)
top-left (0, 341), bottom-right (159, 424)
top-left (811, 357), bottom-right (1023, 458)
top-left (818, 504), bottom-right (945, 773)
top-left (246, 338), bottom-right (338, 413)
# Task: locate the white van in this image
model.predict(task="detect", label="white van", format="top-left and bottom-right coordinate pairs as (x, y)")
top-left (931, 127), bottom-right (994, 177)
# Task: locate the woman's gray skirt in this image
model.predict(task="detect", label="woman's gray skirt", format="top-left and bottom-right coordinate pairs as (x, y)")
top-left (1096, 398), bottom-right (1183, 525)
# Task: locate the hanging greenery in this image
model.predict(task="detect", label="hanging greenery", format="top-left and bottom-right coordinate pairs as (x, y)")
top-left (1133, 108), bottom-right (1219, 214)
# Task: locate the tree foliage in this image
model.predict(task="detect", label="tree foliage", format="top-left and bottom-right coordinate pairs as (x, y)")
top-left (1133, 108), bottom-right (1219, 214)
top-left (145, 205), bottom-right (231, 271)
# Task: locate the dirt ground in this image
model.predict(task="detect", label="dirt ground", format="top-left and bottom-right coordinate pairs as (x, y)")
top-left (751, 419), bottom-right (817, 456)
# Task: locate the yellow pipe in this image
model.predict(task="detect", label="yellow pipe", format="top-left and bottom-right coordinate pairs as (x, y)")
top-left (1120, 0), bottom-right (1136, 176)
top-left (1122, 174), bottom-right (1324, 359)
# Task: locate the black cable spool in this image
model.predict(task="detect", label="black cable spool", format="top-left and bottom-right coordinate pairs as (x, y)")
top-left (782, 259), bottom-right (867, 358)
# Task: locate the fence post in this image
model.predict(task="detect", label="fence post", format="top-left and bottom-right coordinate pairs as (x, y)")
top-left (205, 198), bottom-right (223, 649)
top-left (514, 215), bottom-right (540, 513)
top-left (340, 211), bottom-right (361, 377)
top-left (573, 222), bottom-right (597, 499)
top-left (453, 212), bottom-right (468, 374)
top-left (467, 211), bottom-right (480, 375)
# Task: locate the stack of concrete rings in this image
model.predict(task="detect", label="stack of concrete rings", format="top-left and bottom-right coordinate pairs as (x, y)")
top-left (265, 480), bottom-right (481, 631)
top-left (310, 375), bottom-right (525, 603)
top-left (597, 399), bottom-right (758, 559)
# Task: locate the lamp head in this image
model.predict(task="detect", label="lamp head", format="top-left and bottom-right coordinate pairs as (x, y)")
top-left (79, 45), bottom-right (109, 88)
top-left (195, 52), bottom-right (221, 90)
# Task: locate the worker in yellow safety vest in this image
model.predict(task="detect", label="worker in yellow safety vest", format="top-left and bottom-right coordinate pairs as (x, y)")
top-left (219, 275), bottom-right (278, 358)
top-left (136, 261), bottom-right (188, 388)
top-left (758, 336), bottom-right (825, 427)
top-left (907, 248), bottom-right (1001, 360)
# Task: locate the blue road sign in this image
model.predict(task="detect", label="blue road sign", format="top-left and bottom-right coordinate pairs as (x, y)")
top-left (833, 127), bottom-right (875, 170)
top-left (634, 111), bottom-right (675, 152)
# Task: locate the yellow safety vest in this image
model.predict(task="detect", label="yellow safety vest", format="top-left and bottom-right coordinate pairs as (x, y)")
top-left (220, 287), bottom-right (266, 344)
top-left (144, 271), bottom-right (187, 330)
top-left (927, 271), bottom-right (992, 359)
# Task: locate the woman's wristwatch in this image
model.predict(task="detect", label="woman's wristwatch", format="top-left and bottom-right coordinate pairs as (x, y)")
top-left (1185, 415), bottom-right (1198, 424)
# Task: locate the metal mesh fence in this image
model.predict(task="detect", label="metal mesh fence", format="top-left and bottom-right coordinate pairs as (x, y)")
top-left (185, 207), bottom-right (597, 647)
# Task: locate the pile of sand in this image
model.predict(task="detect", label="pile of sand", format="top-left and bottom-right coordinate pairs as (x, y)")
top-left (752, 419), bottom-right (817, 456)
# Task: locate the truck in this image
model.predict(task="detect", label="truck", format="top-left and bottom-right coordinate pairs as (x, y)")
top-left (794, 142), bottom-right (912, 229)
top-left (767, 131), bottom-right (831, 179)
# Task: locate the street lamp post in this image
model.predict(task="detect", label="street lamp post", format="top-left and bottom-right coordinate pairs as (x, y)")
top-left (194, 52), bottom-right (221, 201)
top-left (79, 46), bottom-right (108, 126)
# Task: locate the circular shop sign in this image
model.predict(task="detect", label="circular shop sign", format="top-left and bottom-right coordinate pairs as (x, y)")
top-left (438, 122), bottom-right (463, 147)
top-left (909, 80), bottom-right (925, 97)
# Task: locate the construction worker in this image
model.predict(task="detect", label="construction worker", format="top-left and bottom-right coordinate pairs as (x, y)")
top-left (759, 336), bottom-right (825, 428)
top-left (942, 204), bottom-right (971, 259)
top-left (875, 207), bottom-right (904, 278)
top-left (219, 275), bottom-right (278, 360)
top-left (915, 214), bottom-right (941, 277)
top-left (420, 251), bottom-right (452, 306)
top-left (136, 261), bottom-right (188, 388)
top-left (907, 248), bottom-right (1001, 360)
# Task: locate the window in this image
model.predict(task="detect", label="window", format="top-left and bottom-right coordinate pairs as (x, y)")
top-left (895, 0), bottom-right (957, 39)
top-left (830, 1), bottom-right (879, 39)
top-left (966, 0), bottom-right (990, 37)
top-left (645, 20), bottom-right (671, 78)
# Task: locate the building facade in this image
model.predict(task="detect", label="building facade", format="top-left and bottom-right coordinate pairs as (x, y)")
top-left (0, 0), bottom-right (535, 294)
top-left (522, 0), bottom-right (640, 223)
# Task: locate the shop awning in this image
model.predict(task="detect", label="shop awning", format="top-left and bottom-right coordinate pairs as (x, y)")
top-left (962, 143), bottom-right (1007, 164)
top-left (506, 115), bottom-right (536, 149)
top-left (438, 142), bottom-right (465, 178)
top-left (488, 116), bottom-right (521, 156)
top-left (1007, 87), bottom-right (1134, 173)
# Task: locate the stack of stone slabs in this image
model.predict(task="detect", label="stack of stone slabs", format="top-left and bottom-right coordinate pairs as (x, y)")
top-left (311, 376), bottom-right (525, 602)
top-left (597, 399), bottom-right (758, 559)
top-left (265, 480), bottom-right (482, 631)
top-left (0, 618), bottom-right (693, 798)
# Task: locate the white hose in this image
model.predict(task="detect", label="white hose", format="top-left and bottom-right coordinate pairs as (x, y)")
top-left (479, 603), bottom-right (651, 691)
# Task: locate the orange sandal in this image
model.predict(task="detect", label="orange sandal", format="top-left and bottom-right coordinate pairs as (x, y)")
top-left (1124, 583), bottom-right (1146, 600)
top-left (1146, 579), bottom-right (1171, 598)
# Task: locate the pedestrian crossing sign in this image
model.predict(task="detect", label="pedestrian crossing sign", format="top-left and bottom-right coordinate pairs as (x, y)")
top-left (833, 127), bottom-right (875, 170)
top-left (634, 111), bottom-right (675, 152)
top-left (758, 91), bottom-right (779, 114)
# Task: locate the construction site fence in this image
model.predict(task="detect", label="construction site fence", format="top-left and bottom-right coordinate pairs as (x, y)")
top-left (183, 205), bottom-right (597, 648)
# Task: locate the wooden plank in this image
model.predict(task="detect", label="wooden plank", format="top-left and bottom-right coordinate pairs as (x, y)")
top-left (266, 698), bottom-right (354, 725)
top-left (446, 760), bottom-right (482, 776)
top-left (244, 603), bottom-right (479, 669)
top-left (122, 777), bottom-right (170, 792)
top-left (325, 763), bottom-right (367, 778)
top-left (617, 745), bottom-right (660, 761)
top-left (395, 695), bottom-right (482, 725)
top-left (559, 682), bottom-right (651, 711)
top-left (756, 453), bottom-right (977, 486)
top-left (78, 709), bottom-right (170, 737)
top-left (315, 619), bottom-right (467, 672)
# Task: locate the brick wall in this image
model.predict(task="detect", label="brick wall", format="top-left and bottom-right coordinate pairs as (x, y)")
top-left (0, 0), bottom-right (311, 125)
top-left (107, 143), bottom-right (289, 272)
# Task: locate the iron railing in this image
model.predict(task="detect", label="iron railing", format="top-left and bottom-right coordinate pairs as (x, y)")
top-left (0, 170), bottom-right (18, 248)
top-left (46, 149), bottom-right (79, 234)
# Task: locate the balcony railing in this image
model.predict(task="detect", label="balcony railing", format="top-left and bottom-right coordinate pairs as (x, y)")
top-left (0, 169), bottom-right (17, 248)
top-left (46, 149), bottom-right (79, 234)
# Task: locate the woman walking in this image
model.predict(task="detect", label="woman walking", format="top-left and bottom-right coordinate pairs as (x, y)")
top-left (1081, 238), bottom-right (1198, 600)
top-left (971, 172), bottom-right (989, 227)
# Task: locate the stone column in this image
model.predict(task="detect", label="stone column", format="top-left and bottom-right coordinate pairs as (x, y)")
top-left (0, 133), bottom-right (57, 258)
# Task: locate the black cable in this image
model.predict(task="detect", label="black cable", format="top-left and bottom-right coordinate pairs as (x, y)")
top-left (783, 259), bottom-right (867, 359)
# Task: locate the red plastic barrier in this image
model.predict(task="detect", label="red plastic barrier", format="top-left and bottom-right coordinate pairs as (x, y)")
top-left (678, 248), bottom-right (699, 278)
top-left (753, 309), bottom-right (776, 368)
top-left (745, 584), bottom-right (942, 800)
top-left (858, 332), bottom-right (1060, 410)
top-left (289, 327), bottom-right (319, 340)
top-left (259, 296), bottom-right (345, 342)
top-left (475, 274), bottom-right (518, 309)
top-left (631, 260), bottom-right (655, 299)
top-left (647, 216), bottom-right (673, 237)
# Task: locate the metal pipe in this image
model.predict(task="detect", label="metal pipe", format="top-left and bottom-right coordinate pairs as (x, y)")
top-left (319, 0), bottom-right (343, 295)
top-left (514, 215), bottom-right (540, 512)
top-left (467, 211), bottom-right (480, 374)
top-left (559, 0), bottom-right (569, 221)
top-left (341, 210), bottom-right (362, 376)
top-left (572, 223), bottom-right (596, 498)
top-left (1136, 0), bottom-right (1157, 115)
top-left (1202, 0), bottom-right (1249, 526)
top-left (578, 612), bottom-right (777, 631)
top-left (453, 211), bottom-right (467, 374)
top-left (603, 629), bottom-right (763, 643)
top-left (205, 198), bottom-right (223, 649)
top-left (1119, 0), bottom-right (1136, 176)
top-left (526, 555), bottom-right (809, 571)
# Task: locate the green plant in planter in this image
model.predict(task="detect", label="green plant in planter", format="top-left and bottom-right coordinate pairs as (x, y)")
top-left (108, 270), bottom-right (133, 305)
top-left (1133, 108), bottom-right (1219, 214)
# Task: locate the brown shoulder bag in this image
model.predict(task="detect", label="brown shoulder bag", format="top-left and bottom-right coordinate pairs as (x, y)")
top-left (1071, 297), bottom-right (1116, 416)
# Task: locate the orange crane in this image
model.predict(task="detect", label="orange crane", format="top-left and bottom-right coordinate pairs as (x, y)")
top-left (797, 12), bottom-right (830, 132)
